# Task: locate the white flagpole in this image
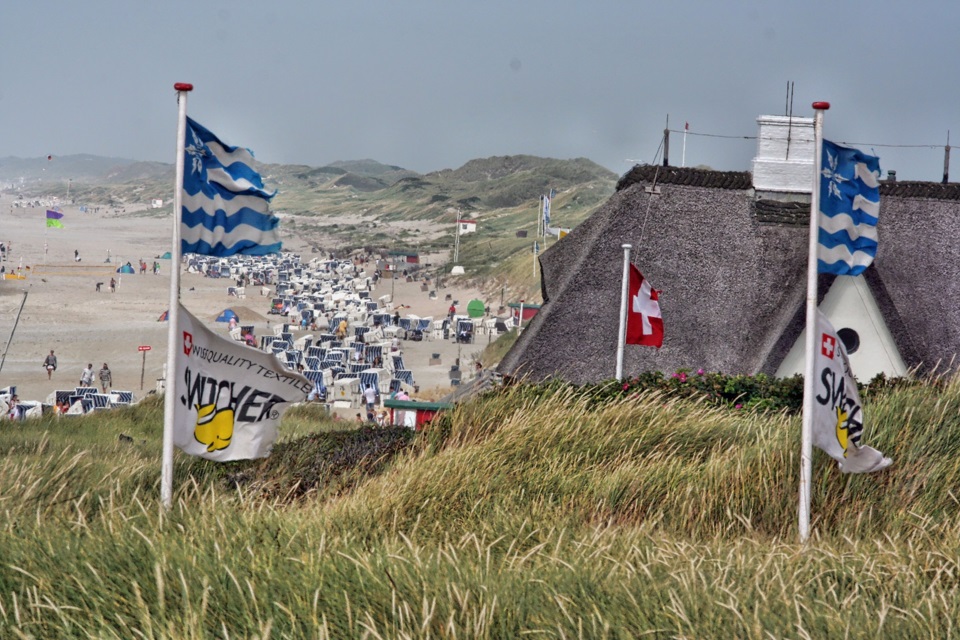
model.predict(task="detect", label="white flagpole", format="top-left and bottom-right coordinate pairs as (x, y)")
top-left (538, 196), bottom-right (543, 239)
top-left (615, 243), bottom-right (632, 379)
top-left (682, 124), bottom-right (688, 168)
top-left (799, 101), bottom-right (829, 542)
top-left (161, 82), bottom-right (193, 509)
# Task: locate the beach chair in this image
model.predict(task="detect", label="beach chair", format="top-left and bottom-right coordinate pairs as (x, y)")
top-left (364, 344), bottom-right (383, 365)
top-left (394, 369), bottom-right (415, 386)
top-left (111, 391), bottom-right (134, 405)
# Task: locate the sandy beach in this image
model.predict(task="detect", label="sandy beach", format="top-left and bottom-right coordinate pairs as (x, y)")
top-left (0, 195), bottom-right (492, 408)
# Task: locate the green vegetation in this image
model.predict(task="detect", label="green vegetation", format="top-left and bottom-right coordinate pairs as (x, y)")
top-left (1, 375), bottom-right (958, 637)
top-left (479, 328), bottom-right (520, 368)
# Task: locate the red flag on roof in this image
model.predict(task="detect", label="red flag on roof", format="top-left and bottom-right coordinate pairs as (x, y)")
top-left (626, 265), bottom-right (663, 347)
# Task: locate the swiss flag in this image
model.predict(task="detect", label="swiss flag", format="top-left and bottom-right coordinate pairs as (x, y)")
top-left (626, 265), bottom-right (663, 347)
top-left (821, 333), bottom-right (836, 359)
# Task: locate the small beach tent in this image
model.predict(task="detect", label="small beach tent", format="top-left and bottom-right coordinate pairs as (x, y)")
top-left (215, 309), bottom-right (239, 323)
top-left (157, 310), bottom-right (169, 322)
top-left (117, 264), bottom-right (135, 274)
top-left (467, 299), bottom-right (486, 318)
top-left (159, 251), bottom-right (172, 259)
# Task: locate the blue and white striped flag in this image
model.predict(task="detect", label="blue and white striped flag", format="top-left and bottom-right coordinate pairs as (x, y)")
top-left (818, 139), bottom-right (881, 275)
top-left (542, 193), bottom-right (551, 227)
top-left (182, 118), bottom-right (280, 256)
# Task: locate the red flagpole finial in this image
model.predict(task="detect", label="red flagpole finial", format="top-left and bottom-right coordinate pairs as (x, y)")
top-left (812, 101), bottom-right (830, 110)
top-left (174, 83), bottom-right (194, 92)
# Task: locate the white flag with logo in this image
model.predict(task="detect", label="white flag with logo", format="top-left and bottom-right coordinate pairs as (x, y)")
top-left (174, 304), bottom-right (311, 461)
top-left (812, 310), bottom-right (892, 474)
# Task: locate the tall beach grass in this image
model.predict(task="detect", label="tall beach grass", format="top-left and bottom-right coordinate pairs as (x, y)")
top-left (1, 379), bottom-right (959, 637)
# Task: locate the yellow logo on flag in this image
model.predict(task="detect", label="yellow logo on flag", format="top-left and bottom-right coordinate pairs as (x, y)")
top-left (835, 406), bottom-right (849, 457)
top-left (194, 401), bottom-right (234, 452)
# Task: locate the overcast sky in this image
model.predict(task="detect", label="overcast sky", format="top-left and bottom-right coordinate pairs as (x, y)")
top-left (1, 1), bottom-right (956, 180)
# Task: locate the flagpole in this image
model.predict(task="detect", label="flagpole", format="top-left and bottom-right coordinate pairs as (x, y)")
top-left (615, 243), bottom-right (632, 379)
top-left (799, 101), bottom-right (829, 542)
top-left (682, 123), bottom-right (688, 168)
top-left (537, 196), bottom-right (543, 239)
top-left (161, 82), bottom-right (193, 509)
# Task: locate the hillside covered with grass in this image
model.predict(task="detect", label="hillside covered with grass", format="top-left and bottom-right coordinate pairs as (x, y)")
top-left (4, 153), bottom-right (617, 301)
top-left (0, 375), bottom-right (957, 637)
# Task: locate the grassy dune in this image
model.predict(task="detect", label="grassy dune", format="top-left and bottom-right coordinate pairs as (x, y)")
top-left (1, 381), bottom-right (959, 637)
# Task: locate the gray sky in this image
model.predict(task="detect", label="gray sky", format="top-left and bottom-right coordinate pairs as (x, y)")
top-left (1, 1), bottom-right (956, 180)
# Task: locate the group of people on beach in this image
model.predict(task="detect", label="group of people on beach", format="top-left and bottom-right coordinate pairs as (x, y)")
top-left (43, 351), bottom-right (112, 393)
top-left (136, 259), bottom-right (161, 275)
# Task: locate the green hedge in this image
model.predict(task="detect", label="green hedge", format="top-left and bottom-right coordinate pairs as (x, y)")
top-left (542, 370), bottom-right (931, 415)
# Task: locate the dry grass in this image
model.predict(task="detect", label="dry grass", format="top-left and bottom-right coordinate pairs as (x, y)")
top-left (1, 378), bottom-right (959, 637)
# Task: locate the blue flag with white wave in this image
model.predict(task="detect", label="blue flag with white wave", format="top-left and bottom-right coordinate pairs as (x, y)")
top-left (818, 139), bottom-right (881, 275)
top-left (181, 118), bottom-right (280, 256)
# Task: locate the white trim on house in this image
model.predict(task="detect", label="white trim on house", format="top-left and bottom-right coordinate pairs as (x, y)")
top-left (776, 275), bottom-right (908, 380)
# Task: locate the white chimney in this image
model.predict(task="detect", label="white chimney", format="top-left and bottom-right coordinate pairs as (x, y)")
top-left (752, 115), bottom-right (815, 193)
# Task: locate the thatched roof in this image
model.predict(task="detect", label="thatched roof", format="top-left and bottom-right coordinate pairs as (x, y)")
top-left (498, 165), bottom-right (960, 383)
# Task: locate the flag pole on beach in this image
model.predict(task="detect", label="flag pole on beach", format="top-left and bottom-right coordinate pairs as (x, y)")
top-left (799, 101), bottom-right (829, 542)
top-left (615, 243), bottom-right (632, 379)
top-left (161, 82), bottom-right (193, 509)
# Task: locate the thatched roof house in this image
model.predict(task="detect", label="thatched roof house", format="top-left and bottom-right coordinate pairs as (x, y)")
top-left (499, 116), bottom-right (960, 384)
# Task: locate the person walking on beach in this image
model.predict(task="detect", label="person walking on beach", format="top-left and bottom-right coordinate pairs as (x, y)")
top-left (80, 363), bottom-right (94, 387)
top-left (363, 384), bottom-right (378, 413)
top-left (6, 395), bottom-right (22, 422)
top-left (110, 277), bottom-right (116, 293)
top-left (43, 350), bottom-right (57, 380)
top-left (99, 363), bottom-right (112, 393)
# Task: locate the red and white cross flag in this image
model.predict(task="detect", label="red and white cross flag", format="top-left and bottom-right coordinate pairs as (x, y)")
top-left (626, 264), bottom-right (663, 347)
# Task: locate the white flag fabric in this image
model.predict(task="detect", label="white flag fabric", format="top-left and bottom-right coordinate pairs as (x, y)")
top-left (812, 310), bottom-right (892, 473)
top-left (174, 304), bottom-right (311, 461)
